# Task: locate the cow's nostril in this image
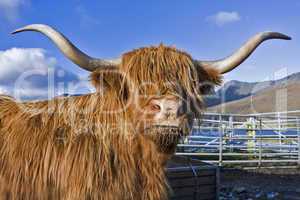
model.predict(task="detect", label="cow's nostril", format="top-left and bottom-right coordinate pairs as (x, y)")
top-left (165, 112), bottom-right (171, 119)
top-left (166, 108), bottom-right (173, 112)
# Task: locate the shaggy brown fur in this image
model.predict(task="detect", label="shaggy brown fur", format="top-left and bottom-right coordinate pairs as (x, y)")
top-left (0, 45), bottom-right (222, 200)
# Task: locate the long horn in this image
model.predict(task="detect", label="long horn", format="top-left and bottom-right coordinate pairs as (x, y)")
top-left (195, 32), bottom-right (291, 74)
top-left (12, 24), bottom-right (120, 71)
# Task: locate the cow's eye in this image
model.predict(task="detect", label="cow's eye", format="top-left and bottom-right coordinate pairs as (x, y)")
top-left (150, 103), bottom-right (161, 112)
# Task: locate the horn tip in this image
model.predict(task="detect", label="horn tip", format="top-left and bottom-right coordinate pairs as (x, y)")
top-left (11, 29), bottom-right (22, 35)
top-left (11, 26), bottom-right (30, 35)
top-left (285, 35), bottom-right (292, 40)
top-left (278, 33), bottom-right (292, 40)
top-left (263, 32), bottom-right (292, 41)
top-left (11, 24), bottom-right (47, 35)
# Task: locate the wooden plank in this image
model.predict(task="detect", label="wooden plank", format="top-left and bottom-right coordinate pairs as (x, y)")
top-left (169, 176), bottom-right (216, 187)
top-left (170, 195), bottom-right (194, 200)
top-left (198, 192), bottom-right (217, 200)
top-left (170, 195), bottom-right (195, 200)
top-left (170, 192), bottom-right (216, 200)
top-left (198, 193), bottom-right (217, 200)
top-left (166, 156), bottom-right (219, 200)
top-left (171, 185), bottom-right (216, 196)
top-left (197, 185), bottom-right (216, 195)
top-left (167, 169), bottom-right (216, 179)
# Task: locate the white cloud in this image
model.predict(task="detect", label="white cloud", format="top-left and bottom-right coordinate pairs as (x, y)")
top-left (0, 48), bottom-right (55, 83)
top-left (0, 0), bottom-right (27, 21)
top-left (0, 48), bottom-right (81, 101)
top-left (207, 11), bottom-right (241, 26)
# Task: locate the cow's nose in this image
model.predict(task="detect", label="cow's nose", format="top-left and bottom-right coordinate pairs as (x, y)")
top-left (162, 100), bottom-right (179, 112)
top-left (165, 107), bottom-right (176, 114)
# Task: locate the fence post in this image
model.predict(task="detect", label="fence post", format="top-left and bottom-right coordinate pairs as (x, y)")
top-left (229, 116), bottom-right (233, 152)
top-left (297, 117), bottom-right (300, 167)
top-left (219, 115), bottom-right (223, 167)
top-left (278, 113), bottom-right (282, 152)
top-left (259, 118), bottom-right (262, 167)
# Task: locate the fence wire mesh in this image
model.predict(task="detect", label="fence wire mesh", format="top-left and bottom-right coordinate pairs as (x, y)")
top-left (177, 111), bottom-right (300, 168)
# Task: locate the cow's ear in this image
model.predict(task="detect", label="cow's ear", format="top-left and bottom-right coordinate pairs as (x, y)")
top-left (202, 67), bottom-right (223, 85)
top-left (197, 66), bottom-right (223, 94)
top-left (90, 68), bottom-right (130, 101)
top-left (90, 69), bottom-right (107, 92)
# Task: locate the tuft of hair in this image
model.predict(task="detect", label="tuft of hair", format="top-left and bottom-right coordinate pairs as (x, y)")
top-left (121, 44), bottom-right (199, 95)
top-left (120, 44), bottom-right (222, 100)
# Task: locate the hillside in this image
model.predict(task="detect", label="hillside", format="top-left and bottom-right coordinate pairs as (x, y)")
top-left (207, 82), bottom-right (300, 114)
top-left (206, 73), bottom-right (300, 114)
top-left (205, 72), bottom-right (300, 107)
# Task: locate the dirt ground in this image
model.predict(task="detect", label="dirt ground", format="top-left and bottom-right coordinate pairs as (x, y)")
top-left (220, 168), bottom-right (300, 199)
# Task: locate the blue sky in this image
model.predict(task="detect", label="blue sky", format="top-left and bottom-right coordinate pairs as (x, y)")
top-left (0, 0), bottom-right (299, 99)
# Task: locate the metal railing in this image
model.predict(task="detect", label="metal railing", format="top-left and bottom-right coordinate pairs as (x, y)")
top-left (176, 112), bottom-right (300, 168)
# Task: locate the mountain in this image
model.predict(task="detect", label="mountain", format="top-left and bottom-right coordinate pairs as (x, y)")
top-left (205, 72), bottom-right (300, 114)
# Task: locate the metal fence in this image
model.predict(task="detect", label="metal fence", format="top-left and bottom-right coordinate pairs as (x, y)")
top-left (176, 111), bottom-right (300, 168)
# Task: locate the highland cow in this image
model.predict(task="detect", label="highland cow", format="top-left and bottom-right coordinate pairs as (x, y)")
top-left (0, 24), bottom-right (291, 199)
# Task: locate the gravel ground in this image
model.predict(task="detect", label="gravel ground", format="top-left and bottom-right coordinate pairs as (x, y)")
top-left (220, 168), bottom-right (300, 200)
